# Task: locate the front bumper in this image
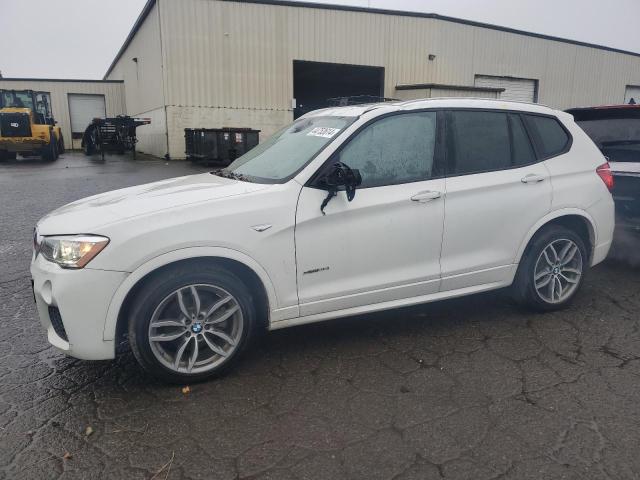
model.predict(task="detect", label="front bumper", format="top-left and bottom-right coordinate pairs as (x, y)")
top-left (30, 254), bottom-right (128, 360)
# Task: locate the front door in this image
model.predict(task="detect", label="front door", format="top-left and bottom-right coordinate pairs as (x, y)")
top-left (295, 111), bottom-right (445, 317)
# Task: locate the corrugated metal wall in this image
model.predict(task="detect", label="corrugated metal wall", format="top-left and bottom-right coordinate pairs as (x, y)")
top-left (0, 79), bottom-right (125, 149)
top-left (105, 2), bottom-right (167, 157)
top-left (111, 0), bottom-right (640, 158)
top-left (159, 0), bottom-right (640, 106)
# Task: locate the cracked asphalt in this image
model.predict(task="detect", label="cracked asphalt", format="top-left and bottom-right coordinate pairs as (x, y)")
top-left (1, 152), bottom-right (639, 480)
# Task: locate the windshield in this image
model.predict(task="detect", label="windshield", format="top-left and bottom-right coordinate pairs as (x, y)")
top-left (1, 91), bottom-right (34, 110)
top-left (221, 115), bottom-right (356, 183)
top-left (576, 118), bottom-right (640, 163)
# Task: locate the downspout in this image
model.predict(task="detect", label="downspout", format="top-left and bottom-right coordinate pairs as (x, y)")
top-left (157, 0), bottom-right (171, 160)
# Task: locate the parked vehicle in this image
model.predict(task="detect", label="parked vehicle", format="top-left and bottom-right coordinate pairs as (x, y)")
top-left (0, 89), bottom-right (64, 161)
top-left (31, 98), bottom-right (614, 383)
top-left (567, 105), bottom-right (640, 236)
top-left (82, 116), bottom-right (150, 160)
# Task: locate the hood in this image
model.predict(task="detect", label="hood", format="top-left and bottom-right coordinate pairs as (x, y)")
top-left (37, 173), bottom-right (270, 234)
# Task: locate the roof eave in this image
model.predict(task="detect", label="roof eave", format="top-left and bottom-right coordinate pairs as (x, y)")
top-left (103, 0), bottom-right (156, 79)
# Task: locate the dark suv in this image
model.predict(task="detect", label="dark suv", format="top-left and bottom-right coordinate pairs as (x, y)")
top-left (568, 105), bottom-right (640, 239)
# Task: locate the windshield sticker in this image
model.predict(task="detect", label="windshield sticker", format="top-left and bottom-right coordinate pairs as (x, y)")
top-left (307, 127), bottom-right (341, 138)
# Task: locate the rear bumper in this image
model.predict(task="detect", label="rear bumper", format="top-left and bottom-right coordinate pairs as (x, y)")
top-left (30, 255), bottom-right (128, 360)
top-left (587, 197), bottom-right (616, 266)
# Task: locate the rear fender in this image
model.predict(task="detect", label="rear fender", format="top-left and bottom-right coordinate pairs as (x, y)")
top-left (515, 208), bottom-right (596, 264)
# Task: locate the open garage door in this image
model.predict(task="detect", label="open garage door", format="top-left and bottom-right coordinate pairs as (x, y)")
top-left (625, 86), bottom-right (640, 104)
top-left (293, 61), bottom-right (384, 118)
top-left (475, 75), bottom-right (538, 103)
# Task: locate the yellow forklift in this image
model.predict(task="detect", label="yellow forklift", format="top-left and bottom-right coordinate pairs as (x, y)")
top-left (0, 89), bottom-right (64, 161)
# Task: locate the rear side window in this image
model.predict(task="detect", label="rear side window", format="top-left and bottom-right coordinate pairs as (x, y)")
top-left (509, 114), bottom-right (536, 166)
top-left (523, 114), bottom-right (570, 158)
top-left (446, 111), bottom-right (511, 175)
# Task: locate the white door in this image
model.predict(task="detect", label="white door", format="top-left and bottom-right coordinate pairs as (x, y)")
top-left (440, 110), bottom-right (553, 291)
top-left (68, 94), bottom-right (106, 134)
top-left (475, 75), bottom-right (537, 103)
top-left (625, 86), bottom-right (640, 104)
top-left (295, 111), bottom-right (445, 316)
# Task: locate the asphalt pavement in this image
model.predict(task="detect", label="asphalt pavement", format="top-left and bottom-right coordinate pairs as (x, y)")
top-left (1, 152), bottom-right (639, 479)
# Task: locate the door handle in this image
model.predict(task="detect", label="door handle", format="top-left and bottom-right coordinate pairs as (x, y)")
top-left (411, 190), bottom-right (442, 202)
top-left (521, 174), bottom-right (545, 184)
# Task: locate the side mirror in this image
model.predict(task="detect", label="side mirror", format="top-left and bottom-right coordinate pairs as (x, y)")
top-left (319, 162), bottom-right (362, 214)
top-left (323, 163), bottom-right (362, 192)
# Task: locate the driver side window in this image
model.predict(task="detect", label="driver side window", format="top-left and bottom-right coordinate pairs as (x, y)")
top-left (335, 111), bottom-right (437, 188)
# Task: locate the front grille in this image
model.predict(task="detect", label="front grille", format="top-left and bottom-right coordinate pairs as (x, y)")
top-left (0, 112), bottom-right (32, 137)
top-left (48, 306), bottom-right (68, 341)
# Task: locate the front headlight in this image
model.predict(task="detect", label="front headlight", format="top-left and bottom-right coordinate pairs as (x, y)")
top-left (39, 235), bottom-right (109, 269)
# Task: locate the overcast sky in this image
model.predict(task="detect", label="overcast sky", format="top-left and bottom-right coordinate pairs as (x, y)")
top-left (1, 0), bottom-right (639, 79)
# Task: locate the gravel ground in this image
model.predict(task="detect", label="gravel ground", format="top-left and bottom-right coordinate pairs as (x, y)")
top-left (1, 152), bottom-right (639, 480)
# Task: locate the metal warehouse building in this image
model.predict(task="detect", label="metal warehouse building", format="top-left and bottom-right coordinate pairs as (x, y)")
top-left (103, 0), bottom-right (640, 159)
top-left (0, 78), bottom-right (125, 150)
top-left (6, 0), bottom-right (638, 159)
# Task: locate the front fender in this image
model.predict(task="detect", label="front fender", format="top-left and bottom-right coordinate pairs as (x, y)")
top-left (514, 208), bottom-right (597, 264)
top-left (101, 246), bottom-right (280, 341)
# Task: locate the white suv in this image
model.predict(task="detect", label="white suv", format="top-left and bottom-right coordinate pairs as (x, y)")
top-left (31, 99), bottom-right (615, 383)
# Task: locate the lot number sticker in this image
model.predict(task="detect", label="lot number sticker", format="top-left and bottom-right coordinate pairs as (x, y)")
top-left (307, 127), bottom-right (341, 138)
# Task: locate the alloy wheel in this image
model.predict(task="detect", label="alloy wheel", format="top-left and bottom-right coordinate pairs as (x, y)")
top-left (533, 238), bottom-right (583, 304)
top-left (148, 284), bottom-right (244, 374)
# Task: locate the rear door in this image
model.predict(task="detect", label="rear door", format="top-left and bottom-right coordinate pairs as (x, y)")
top-left (440, 110), bottom-right (553, 291)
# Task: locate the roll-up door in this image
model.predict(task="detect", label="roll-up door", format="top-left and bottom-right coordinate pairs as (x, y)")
top-left (625, 86), bottom-right (640, 104)
top-left (68, 94), bottom-right (106, 135)
top-left (475, 75), bottom-right (537, 102)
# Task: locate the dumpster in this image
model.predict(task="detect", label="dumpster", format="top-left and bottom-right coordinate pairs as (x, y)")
top-left (185, 127), bottom-right (260, 165)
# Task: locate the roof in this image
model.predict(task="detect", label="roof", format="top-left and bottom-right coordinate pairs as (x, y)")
top-left (105, 0), bottom-right (640, 79)
top-left (567, 105), bottom-right (640, 121)
top-left (1, 78), bottom-right (123, 83)
top-left (303, 97), bottom-right (559, 118)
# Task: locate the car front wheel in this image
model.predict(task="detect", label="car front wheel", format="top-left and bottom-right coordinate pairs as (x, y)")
top-left (512, 225), bottom-right (588, 311)
top-left (128, 265), bottom-right (257, 383)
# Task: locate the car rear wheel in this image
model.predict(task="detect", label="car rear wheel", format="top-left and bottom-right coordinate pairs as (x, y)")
top-left (512, 225), bottom-right (588, 311)
top-left (128, 265), bottom-right (257, 383)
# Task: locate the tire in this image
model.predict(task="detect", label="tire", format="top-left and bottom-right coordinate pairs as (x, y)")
top-left (83, 134), bottom-right (95, 156)
top-left (57, 135), bottom-right (65, 155)
top-left (42, 132), bottom-right (57, 161)
top-left (512, 225), bottom-right (588, 312)
top-left (128, 264), bottom-right (257, 383)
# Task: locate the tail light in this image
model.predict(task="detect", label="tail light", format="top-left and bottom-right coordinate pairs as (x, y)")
top-left (596, 162), bottom-right (614, 191)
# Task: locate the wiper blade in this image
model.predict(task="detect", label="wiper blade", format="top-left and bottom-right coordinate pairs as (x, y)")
top-left (211, 169), bottom-right (251, 182)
